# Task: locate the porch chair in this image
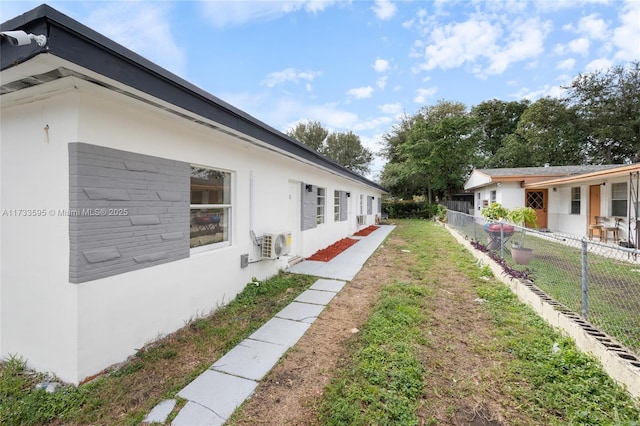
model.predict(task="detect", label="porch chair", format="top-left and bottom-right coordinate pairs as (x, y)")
top-left (380, 212), bottom-right (389, 224)
top-left (601, 217), bottom-right (622, 244)
top-left (588, 216), bottom-right (605, 240)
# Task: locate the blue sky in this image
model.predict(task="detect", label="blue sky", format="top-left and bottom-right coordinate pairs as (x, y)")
top-left (2, 1), bottom-right (639, 179)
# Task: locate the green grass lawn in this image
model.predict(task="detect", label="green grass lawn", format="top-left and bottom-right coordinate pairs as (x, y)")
top-left (501, 232), bottom-right (640, 354)
top-left (319, 220), bottom-right (640, 425)
top-left (1, 220), bottom-right (639, 425)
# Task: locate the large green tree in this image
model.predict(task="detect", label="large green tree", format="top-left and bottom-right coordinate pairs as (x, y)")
top-left (286, 121), bottom-right (373, 175)
top-left (388, 101), bottom-right (478, 201)
top-left (379, 114), bottom-right (427, 198)
top-left (471, 99), bottom-right (530, 168)
top-left (493, 97), bottom-right (586, 167)
top-left (324, 131), bottom-right (373, 175)
top-left (286, 120), bottom-right (328, 152)
top-left (379, 113), bottom-right (416, 164)
top-left (564, 61), bottom-right (640, 163)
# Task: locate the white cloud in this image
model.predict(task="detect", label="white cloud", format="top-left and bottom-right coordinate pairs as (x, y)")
top-left (373, 58), bottom-right (390, 72)
top-left (347, 86), bottom-right (375, 99)
top-left (419, 18), bottom-right (501, 71)
top-left (353, 116), bottom-right (393, 133)
top-left (576, 14), bottom-right (609, 40)
top-left (414, 87), bottom-right (437, 104)
top-left (417, 15), bottom-right (549, 77)
top-left (612, 0), bottom-right (640, 61)
top-left (371, 0), bottom-right (397, 20)
top-left (378, 102), bottom-right (403, 115)
top-left (199, 0), bottom-right (339, 27)
top-left (261, 68), bottom-right (321, 87)
top-left (84, 3), bottom-right (187, 77)
top-left (556, 58), bottom-right (576, 70)
top-left (304, 105), bottom-right (360, 130)
top-left (221, 91), bottom-right (359, 132)
top-left (511, 84), bottom-right (563, 102)
top-left (567, 37), bottom-right (590, 55)
top-left (376, 76), bottom-right (388, 89)
top-left (484, 18), bottom-right (549, 75)
top-left (585, 58), bottom-right (614, 72)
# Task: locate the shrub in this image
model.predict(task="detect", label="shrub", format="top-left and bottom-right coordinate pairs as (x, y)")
top-left (382, 201), bottom-right (435, 219)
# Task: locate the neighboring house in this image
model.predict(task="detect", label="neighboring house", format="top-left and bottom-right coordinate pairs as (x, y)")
top-left (525, 164), bottom-right (640, 247)
top-left (0, 5), bottom-right (386, 384)
top-left (464, 164), bottom-right (640, 246)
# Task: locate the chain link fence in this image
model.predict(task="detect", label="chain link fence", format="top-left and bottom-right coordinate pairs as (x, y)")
top-left (447, 209), bottom-right (640, 358)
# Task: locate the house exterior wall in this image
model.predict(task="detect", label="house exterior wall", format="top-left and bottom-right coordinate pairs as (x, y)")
top-left (1, 87), bottom-right (80, 382)
top-left (547, 186), bottom-right (579, 234)
top-left (1, 77), bottom-right (383, 383)
top-left (472, 183), bottom-right (523, 217)
top-left (550, 177), bottom-right (632, 241)
top-left (464, 172), bottom-right (490, 190)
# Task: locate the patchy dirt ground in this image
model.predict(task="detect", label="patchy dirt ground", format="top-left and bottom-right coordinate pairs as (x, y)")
top-left (230, 227), bottom-right (530, 425)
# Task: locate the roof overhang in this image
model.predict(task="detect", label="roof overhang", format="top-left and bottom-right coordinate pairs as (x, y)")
top-left (464, 171), bottom-right (568, 191)
top-left (1, 4), bottom-right (387, 193)
top-left (524, 164), bottom-right (640, 188)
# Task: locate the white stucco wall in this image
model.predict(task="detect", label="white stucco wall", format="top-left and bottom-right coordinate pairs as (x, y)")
top-left (1, 77), bottom-right (383, 383)
top-left (551, 178), bottom-right (632, 241)
top-left (1, 86), bottom-right (80, 381)
top-left (464, 171), bottom-right (490, 190)
top-left (472, 183), bottom-right (524, 217)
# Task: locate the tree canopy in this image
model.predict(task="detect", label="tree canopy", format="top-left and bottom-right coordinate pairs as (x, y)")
top-left (380, 61), bottom-right (640, 200)
top-left (286, 121), bottom-right (373, 175)
top-left (563, 61), bottom-right (640, 163)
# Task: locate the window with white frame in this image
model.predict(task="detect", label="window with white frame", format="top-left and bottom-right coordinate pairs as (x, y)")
top-left (490, 190), bottom-right (497, 204)
top-left (359, 194), bottom-right (364, 214)
top-left (190, 166), bottom-right (231, 250)
top-left (317, 187), bottom-right (326, 224)
top-left (334, 190), bottom-right (340, 221)
top-left (570, 187), bottom-right (580, 215)
top-left (611, 182), bottom-right (627, 216)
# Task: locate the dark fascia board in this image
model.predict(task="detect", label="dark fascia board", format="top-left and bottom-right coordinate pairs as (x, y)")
top-left (1, 4), bottom-right (387, 193)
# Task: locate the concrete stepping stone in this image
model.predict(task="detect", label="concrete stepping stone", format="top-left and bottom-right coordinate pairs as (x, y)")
top-left (211, 338), bottom-right (287, 381)
top-left (310, 278), bottom-right (347, 292)
top-left (177, 370), bottom-right (257, 422)
top-left (275, 301), bottom-right (325, 323)
top-left (249, 317), bottom-right (311, 347)
top-left (172, 401), bottom-right (225, 426)
top-left (294, 289), bottom-right (337, 305)
top-left (142, 399), bottom-right (175, 424)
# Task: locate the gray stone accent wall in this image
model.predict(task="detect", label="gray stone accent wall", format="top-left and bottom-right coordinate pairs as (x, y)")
top-left (301, 182), bottom-right (317, 231)
top-left (69, 143), bottom-right (190, 283)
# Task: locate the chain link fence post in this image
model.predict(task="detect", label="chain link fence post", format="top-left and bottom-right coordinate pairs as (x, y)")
top-left (581, 238), bottom-right (588, 320)
top-left (498, 222), bottom-right (503, 259)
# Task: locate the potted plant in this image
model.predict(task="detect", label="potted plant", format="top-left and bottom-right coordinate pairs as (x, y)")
top-left (507, 206), bottom-right (537, 265)
top-left (480, 202), bottom-right (509, 221)
top-left (480, 203), bottom-right (514, 251)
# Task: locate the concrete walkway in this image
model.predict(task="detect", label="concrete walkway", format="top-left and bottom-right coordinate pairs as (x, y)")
top-left (142, 225), bottom-right (395, 425)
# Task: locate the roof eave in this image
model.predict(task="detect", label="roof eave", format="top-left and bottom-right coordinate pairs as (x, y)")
top-left (524, 164), bottom-right (640, 188)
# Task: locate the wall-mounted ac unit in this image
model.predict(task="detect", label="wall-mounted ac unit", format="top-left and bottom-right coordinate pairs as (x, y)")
top-left (262, 232), bottom-right (292, 259)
